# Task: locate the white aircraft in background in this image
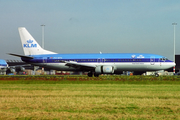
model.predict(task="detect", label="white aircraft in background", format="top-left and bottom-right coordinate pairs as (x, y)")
top-left (9, 27), bottom-right (175, 77)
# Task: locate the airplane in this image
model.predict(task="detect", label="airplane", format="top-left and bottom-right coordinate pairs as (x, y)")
top-left (0, 59), bottom-right (8, 74)
top-left (9, 27), bottom-right (175, 77)
top-left (0, 59), bottom-right (27, 75)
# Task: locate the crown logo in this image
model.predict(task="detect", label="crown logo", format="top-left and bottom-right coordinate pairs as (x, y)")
top-left (131, 55), bottom-right (136, 58)
top-left (27, 39), bottom-right (33, 43)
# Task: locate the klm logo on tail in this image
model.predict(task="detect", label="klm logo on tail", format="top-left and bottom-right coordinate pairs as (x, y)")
top-left (23, 40), bottom-right (37, 48)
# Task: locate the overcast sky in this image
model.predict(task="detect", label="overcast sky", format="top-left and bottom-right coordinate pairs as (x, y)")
top-left (0, 0), bottom-right (180, 61)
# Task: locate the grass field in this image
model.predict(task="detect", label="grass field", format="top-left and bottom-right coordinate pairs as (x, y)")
top-left (0, 76), bottom-right (180, 119)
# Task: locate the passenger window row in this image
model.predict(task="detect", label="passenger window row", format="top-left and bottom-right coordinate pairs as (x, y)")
top-left (51, 59), bottom-right (143, 62)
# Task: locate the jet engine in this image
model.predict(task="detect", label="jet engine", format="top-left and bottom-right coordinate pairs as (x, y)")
top-left (95, 66), bottom-right (114, 74)
top-left (15, 66), bottom-right (25, 72)
top-left (9, 68), bottom-right (15, 73)
top-left (0, 68), bottom-right (7, 72)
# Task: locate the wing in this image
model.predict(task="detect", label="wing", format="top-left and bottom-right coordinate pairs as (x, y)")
top-left (60, 60), bottom-right (96, 70)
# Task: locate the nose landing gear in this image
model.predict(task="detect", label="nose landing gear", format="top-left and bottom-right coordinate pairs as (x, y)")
top-left (155, 73), bottom-right (159, 77)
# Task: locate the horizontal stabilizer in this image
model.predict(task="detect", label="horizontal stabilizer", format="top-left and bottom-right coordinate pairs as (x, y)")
top-left (8, 53), bottom-right (34, 59)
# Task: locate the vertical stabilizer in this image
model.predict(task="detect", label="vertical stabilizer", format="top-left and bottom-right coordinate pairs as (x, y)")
top-left (18, 27), bottom-right (57, 55)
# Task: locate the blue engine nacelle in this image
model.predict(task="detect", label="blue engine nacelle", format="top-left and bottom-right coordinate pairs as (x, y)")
top-left (95, 66), bottom-right (114, 74)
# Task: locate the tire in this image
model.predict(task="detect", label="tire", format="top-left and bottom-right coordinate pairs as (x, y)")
top-left (88, 72), bottom-right (93, 77)
top-left (155, 73), bottom-right (159, 77)
top-left (94, 73), bottom-right (99, 77)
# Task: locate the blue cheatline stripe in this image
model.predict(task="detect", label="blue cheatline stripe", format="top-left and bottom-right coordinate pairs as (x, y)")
top-left (0, 64), bottom-right (7, 66)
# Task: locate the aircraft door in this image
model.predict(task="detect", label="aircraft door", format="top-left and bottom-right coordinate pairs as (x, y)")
top-left (159, 58), bottom-right (161, 66)
top-left (150, 56), bottom-right (155, 65)
top-left (98, 58), bottom-right (101, 63)
top-left (42, 57), bottom-right (47, 65)
top-left (102, 58), bottom-right (105, 63)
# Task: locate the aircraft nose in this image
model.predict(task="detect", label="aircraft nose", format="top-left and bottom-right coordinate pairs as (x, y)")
top-left (171, 62), bottom-right (176, 67)
top-left (174, 62), bottom-right (176, 66)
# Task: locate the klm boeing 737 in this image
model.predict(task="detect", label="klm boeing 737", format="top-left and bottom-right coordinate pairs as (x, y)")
top-left (9, 27), bottom-right (175, 77)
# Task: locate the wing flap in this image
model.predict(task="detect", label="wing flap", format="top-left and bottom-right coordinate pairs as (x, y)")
top-left (62, 61), bottom-right (96, 70)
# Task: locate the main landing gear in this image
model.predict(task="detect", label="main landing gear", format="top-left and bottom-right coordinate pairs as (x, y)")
top-left (88, 72), bottom-right (93, 77)
top-left (87, 72), bottom-right (99, 77)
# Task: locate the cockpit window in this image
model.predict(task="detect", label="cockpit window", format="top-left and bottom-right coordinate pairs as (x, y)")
top-left (160, 58), bottom-right (168, 61)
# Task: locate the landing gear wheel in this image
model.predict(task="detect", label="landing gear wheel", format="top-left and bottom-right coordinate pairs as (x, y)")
top-left (88, 72), bottom-right (93, 77)
top-left (94, 73), bottom-right (99, 77)
top-left (155, 73), bottom-right (159, 77)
